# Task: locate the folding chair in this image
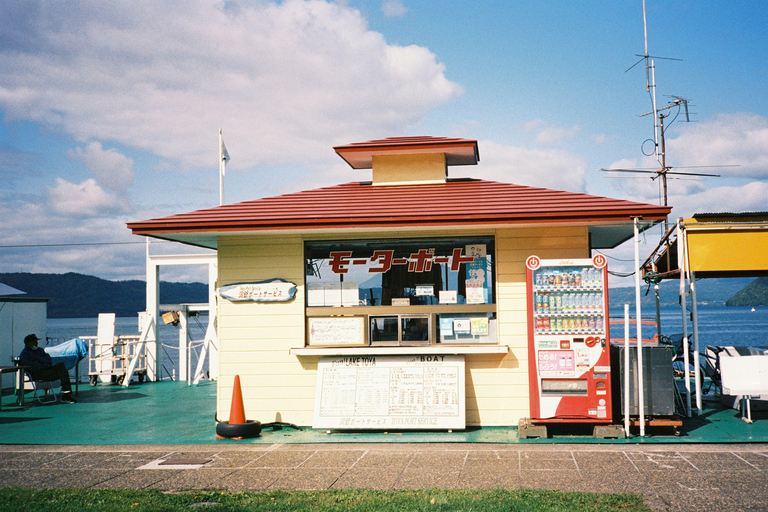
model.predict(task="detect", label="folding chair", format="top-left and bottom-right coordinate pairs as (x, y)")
top-left (12, 357), bottom-right (60, 404)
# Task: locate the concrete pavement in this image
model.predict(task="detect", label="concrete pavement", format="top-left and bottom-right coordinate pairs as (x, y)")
top-left (1, 443), bottom-right (767, 511)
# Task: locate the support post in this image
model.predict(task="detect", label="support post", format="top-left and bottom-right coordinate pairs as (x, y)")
top-left (633, 218), bottom-right (645, 436)
top-left (145, 241), bottom-right (159, 381)
top-left (677, 218), bottom-right (691, 416)
top-left (178, 305), bottom-right (189, 383)
top-left (624, 304), bottom-right (631, 437)
top-left (690, 271), bottom-right (703, 413)
top-left (207, 260), bottom-right (218, 380)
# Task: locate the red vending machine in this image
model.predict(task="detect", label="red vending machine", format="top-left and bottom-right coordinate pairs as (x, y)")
top-left (525, 255), bottom-right (612, 423)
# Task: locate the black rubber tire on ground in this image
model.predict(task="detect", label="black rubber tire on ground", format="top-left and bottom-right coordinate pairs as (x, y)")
top-left (89, 376), bottom-right (98, 386)
top-left (216, 420), bottom-right (262, 438)
top-left (116, 375), bottom-right (125, 385)
top-left (138, 373), bottom-right (144, 384)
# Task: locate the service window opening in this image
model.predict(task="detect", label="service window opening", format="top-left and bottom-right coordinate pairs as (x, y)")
top-left (304, 237), bottom-right (497, 347)
top-left (304, 237), bottom-right (495, 307)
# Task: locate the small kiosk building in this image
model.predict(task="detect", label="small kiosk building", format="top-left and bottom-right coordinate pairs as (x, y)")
top-left (128, 136), bottom-right (670, 428)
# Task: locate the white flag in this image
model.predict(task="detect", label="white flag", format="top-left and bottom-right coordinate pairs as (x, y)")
top-left (221, 139), bottom-right (230, 165)
top-left (220, 136), bottom-right (230, 177)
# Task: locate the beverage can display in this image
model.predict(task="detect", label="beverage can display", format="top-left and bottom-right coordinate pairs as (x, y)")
top-left (574, 271), bottom-right (582, 287)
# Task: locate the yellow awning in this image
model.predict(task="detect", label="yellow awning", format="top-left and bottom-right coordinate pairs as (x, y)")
top-left (685, 214), bottom-right (768, 277)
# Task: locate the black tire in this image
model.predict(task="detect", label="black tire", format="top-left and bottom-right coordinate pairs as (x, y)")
top-left (216, 420), bottom-right (262, 438)
top-left (137, 373), bottom-right (145, 384)
top-left (89, 376), bottom-right (98, 386)
top-left (116, 375), bottom-right (125, 385)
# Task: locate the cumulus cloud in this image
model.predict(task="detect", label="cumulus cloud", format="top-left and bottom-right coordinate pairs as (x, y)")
top-left (460, 140), bottom-right (587, 192)
top-left (666, 113), bottom-right (768, 179)
top-left (668, 181), bottom-right (768, 219)
top-left (0, 0), bottom-right (461, 169)
top-left (48, 177), bottom-right (126, 216)
top-left (67, 141), bottom-right (134, 193)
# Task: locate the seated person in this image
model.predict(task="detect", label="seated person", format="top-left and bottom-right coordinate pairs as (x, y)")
top-left (18, 334), bottom-right (77, 404)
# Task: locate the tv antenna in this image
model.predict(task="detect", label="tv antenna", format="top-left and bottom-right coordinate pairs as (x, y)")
top-left (601, 0), bottom-right (734, 232)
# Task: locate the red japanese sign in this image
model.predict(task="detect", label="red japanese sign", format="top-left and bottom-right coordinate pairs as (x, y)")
top-left (328, 248), bottom-right (476, 275)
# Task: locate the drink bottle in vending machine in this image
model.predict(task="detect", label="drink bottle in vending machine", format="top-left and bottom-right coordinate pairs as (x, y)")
top-left (525, 255), bottom-right (612, 424)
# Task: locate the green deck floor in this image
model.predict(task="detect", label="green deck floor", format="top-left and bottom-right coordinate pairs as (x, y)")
top-left (2, 380), bottom-right (767, 445)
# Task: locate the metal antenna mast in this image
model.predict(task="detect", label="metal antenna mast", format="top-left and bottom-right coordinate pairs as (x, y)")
top-left (605, 1), bottom-right (724, 219)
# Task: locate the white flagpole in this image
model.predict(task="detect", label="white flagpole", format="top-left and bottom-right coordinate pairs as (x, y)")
top-left (219, 129), bottom-right (224, 206)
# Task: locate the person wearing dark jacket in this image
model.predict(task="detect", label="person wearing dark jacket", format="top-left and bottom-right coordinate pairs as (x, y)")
top-left (18, 334), bottom-right (76, 403)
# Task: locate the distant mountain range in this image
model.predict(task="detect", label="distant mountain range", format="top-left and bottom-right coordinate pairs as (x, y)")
top-left (0, 272), bottom-right (208, 318)
top-left (1, 272), bottom-right (762, 319)
top-left (608, 277), bottom-right (757, 311)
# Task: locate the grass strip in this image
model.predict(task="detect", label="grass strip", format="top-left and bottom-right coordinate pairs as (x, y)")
top-left (0, 488), bottom-right (650, 512)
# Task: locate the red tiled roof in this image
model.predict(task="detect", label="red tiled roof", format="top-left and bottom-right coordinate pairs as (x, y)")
top-left (334, 136), bottom-right (479, 169)
top-left (127, 179), bottom-right (670, 246)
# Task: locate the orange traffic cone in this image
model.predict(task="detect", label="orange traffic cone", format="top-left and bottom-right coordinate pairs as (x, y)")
top-left (228, 375), bottom-right (246, 424)
top-left (215, 374), bottom-right (262, 439)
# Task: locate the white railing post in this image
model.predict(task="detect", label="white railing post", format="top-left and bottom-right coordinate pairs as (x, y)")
top-left (123, 314), bottom-right (153, 387)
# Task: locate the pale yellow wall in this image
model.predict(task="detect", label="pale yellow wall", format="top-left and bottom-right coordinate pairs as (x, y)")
top-left (477, 225), bottom-right (590, 426)
top-left (371, 153), bottom-right (447, 185)
top-left (216, 235), bottom-right (315, 425)
top-left (216, 225), bottom-right (590, 427)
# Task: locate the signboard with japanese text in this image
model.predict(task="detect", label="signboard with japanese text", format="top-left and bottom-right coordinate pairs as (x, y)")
top-left (465, 244), bottom-right (487, 304)
top-left (219, 279), bottom-right (296, 302)
top-left (313, 355), bottom-right (465, 430)
top-left (327, 247), bottom-right (476, 275)
top-left (307, 316), bottom-right (366, 346)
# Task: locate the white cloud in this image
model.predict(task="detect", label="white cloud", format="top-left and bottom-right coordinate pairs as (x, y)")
top-left (667, 113), bottom-right (768, 179)
top-left (382, 0), bottom-right (408, 18)
top-left (48, 178), bottom-right (126, 216)
top-left (67, 141), bottom-right (134, 193)
top-left (0, 0), bottom-right (461, 169)
top-left (668, 181), bottom-right (768, 220)
top-left (460, 140), bottom-right (587, 192)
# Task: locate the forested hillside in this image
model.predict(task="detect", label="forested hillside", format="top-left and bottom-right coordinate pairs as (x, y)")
top-left (2, 272), bottom-right (761, 318)
top-left (0, 272), bottom-right (208, 318)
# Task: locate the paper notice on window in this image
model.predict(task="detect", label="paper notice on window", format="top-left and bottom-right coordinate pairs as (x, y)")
top-left (307, 282), bottom-right (325, 307)
top-left (439, 290), bottom-right (457, 304)
top-left (470, 317), bottom-right (489, 336)
top-left (341, 281), bottom-right (359, 306)
top-left (439, 316), bottom-right (454, 336)
top-left (453, 318), bottom-right (471, 334)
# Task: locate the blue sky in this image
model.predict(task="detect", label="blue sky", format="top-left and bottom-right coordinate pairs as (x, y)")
top-left (1, 1), bottom-right (767, 286)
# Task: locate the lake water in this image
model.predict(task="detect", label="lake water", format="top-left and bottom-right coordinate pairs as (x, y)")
top-left (48, 305), bottom-right (768, 372)
top-left (608, 305), bottom-right (768, 349)
top-left (46, 314), bottom-right (211, 382)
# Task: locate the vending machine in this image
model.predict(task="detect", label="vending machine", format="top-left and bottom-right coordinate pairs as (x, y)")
top-left (525, 255), bottom-right (612, 423)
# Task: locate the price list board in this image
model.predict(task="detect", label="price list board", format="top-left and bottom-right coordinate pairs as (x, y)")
top-left (313, 355), bottom-right (465, 430)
